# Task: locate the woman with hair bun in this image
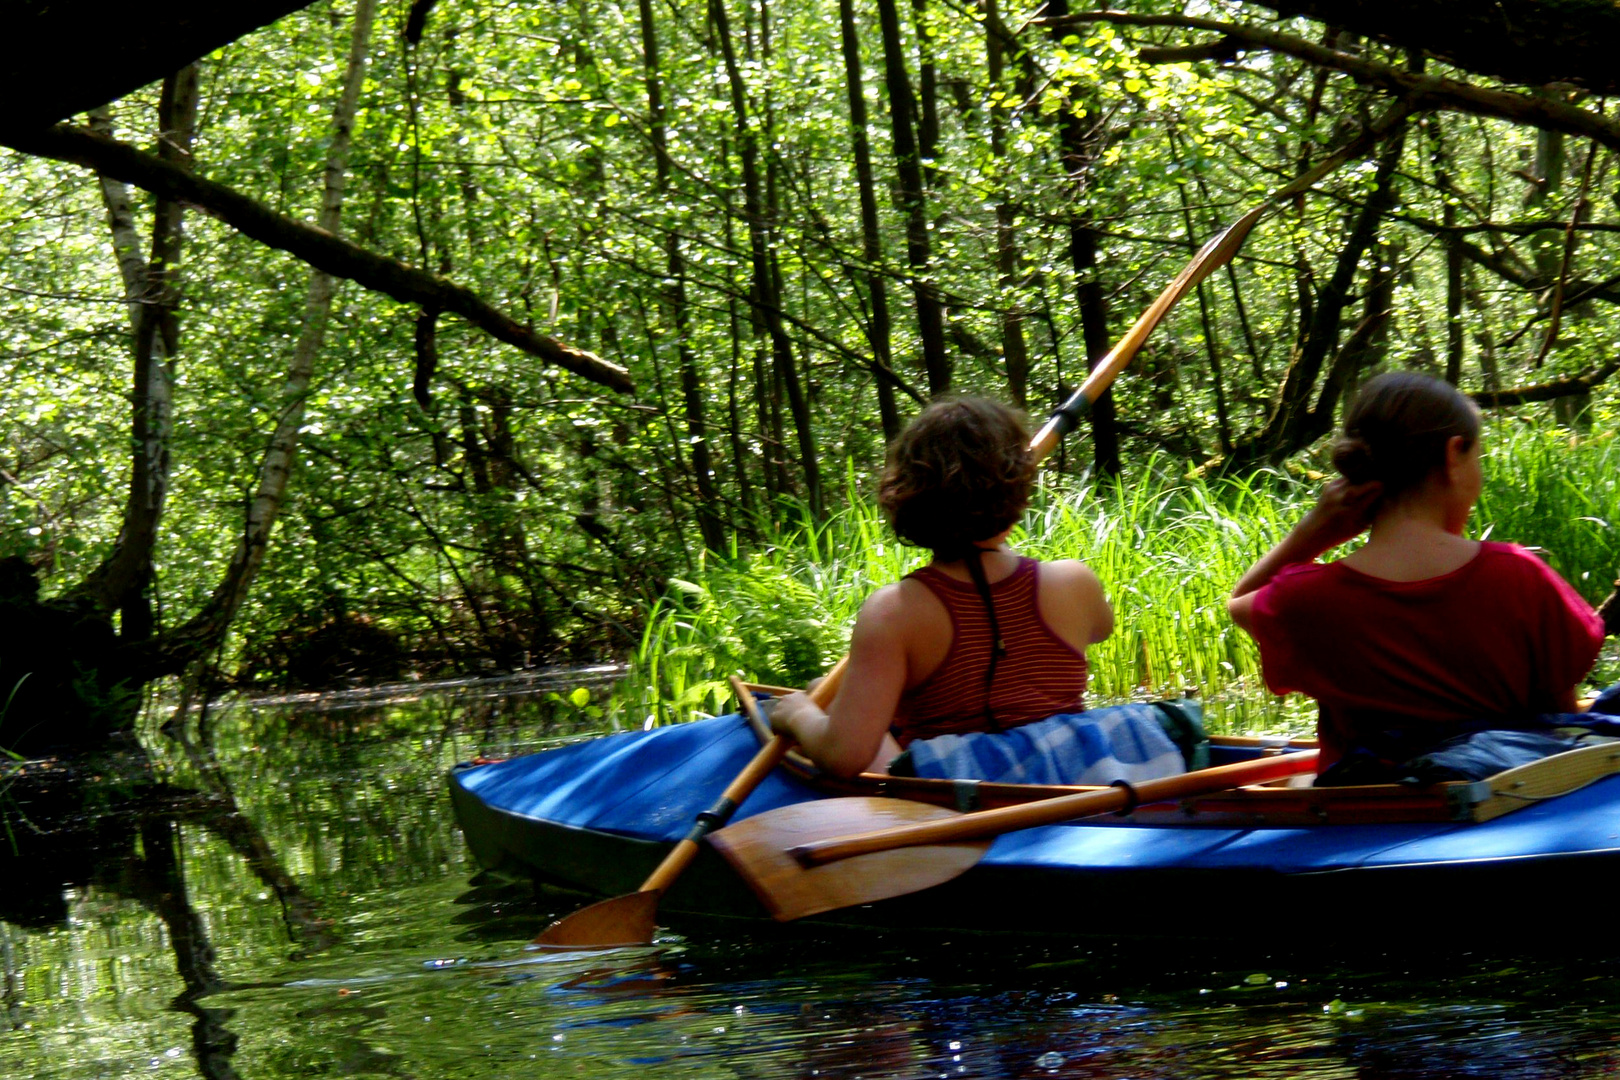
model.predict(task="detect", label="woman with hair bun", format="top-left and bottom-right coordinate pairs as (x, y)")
top-left (1228, 371), bottom-right (1606, 776)
top-left (769, 396), bottom-right (1114, 778)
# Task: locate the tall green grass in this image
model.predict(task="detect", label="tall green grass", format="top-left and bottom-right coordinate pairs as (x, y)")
top-left (612, 421), bottom-right (1619, 736)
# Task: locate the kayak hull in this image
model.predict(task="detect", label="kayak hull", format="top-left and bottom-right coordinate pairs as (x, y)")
top-left (449, 714), bottom-right (1620, 939)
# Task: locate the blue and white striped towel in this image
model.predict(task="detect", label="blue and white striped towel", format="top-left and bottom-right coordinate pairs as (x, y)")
top-left (897, 703), bottom-right (1187, 785)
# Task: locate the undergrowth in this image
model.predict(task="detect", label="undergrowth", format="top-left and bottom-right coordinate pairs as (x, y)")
top-left (611, 420), bottom-right (1620, 737)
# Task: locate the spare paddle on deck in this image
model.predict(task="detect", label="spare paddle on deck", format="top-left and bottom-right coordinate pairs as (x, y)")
top-left (709, 749), bottom-right (1318, 922)
top-left (531, 672), bottom-right (838, 948)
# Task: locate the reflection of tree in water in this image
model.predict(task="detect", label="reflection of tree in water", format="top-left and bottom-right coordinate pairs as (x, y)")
top-left (1, 920), bottom-right (21, 1033)
top-left (1, 735), bottom-right (335, 1080)
top-left (213, 665), bottom-right (623, 753)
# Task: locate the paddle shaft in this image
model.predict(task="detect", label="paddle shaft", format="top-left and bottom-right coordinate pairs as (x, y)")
top-left (791, 748), bottom-right (1318, 867)
top-left (636, 670), bottom-right (844, 894)
top-left (1028, 205), bottom-right (1265, 462)
top-left (1025, 108), bottom-right (1414, 461)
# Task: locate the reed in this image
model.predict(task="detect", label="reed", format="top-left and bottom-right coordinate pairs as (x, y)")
top-left (613, 420), bottom-right (1619, 735)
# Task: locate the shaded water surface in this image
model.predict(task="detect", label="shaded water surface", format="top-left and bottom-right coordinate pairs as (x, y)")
top-left (4, 673), bottom-right (1620, 1079)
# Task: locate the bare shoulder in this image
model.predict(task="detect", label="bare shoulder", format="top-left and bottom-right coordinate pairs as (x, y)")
top-left (1036, 558), bottom-right (1113, 644)
top-left (854, 581), bottom-right (909, 628)
top-left (852, 579), bottom-right (934, 638)
top-left (1039, 558), bottom-right (1105, 594)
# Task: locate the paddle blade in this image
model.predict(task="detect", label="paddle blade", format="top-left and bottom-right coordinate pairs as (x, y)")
top-left (709, 798), bottom-right (988, 922)
top-left (532, 889), bottom-right (659, 949)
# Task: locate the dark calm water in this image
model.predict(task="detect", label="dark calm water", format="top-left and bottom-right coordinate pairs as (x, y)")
top-left (6, 671), bottom-right (1620, 1080)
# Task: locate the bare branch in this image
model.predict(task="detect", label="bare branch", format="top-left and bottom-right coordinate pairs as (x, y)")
top-left (1469, 360), bottom-right (1620, 408)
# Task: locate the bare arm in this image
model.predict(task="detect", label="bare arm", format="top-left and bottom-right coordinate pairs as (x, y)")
top-left (769, 586), bottom-right (909, 778)
top-left (1039, 559), bottom-right (1113, 646)
top-left (1228, 478), bottom-right (1382, 632)
top-left (1078, 562), bottom-right (1113, 644)
top-left (1599, 578), bottom-right (1619, 638)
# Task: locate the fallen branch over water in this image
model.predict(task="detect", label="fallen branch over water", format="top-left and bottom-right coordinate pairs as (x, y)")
top-left (3, 123), bottom-right (634, 394)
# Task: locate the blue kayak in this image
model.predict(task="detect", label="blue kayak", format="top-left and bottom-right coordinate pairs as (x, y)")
top-left (449, 712), bottom-right (1620, 940)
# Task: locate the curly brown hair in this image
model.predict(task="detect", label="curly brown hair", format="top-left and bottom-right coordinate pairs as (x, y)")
top-left (878, 396), bottom-right (1034, 557)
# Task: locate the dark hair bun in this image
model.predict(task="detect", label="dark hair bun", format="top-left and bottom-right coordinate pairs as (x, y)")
top-left (1331, 434), bottom-right (1378, 485)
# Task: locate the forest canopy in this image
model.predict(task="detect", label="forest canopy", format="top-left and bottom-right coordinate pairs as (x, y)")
top-left (2, 0), bottom-right (1617, 749)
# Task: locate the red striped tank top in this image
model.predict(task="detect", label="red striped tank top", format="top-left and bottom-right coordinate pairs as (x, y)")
top-left (892, 557), bottom-right (1088, 745)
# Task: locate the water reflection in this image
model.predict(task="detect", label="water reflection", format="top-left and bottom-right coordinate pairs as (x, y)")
top-left (5, 677), bottom-right (1620, 1079)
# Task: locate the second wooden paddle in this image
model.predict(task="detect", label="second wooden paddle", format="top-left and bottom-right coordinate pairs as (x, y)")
top-left (708, 749), bottom-right (1318, 922)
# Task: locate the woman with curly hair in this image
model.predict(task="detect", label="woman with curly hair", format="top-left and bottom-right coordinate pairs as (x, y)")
top-left (770, 396), bottom-right (1114, 777)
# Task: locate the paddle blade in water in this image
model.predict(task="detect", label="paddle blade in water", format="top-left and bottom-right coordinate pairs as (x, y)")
top-left (708, 798), bottom-right (988, 922)
top-left (532, 889), bottom-right (659, 949)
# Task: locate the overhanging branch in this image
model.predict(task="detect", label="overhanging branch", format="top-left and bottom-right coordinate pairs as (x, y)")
top-left (1469, 360), bottom-right (1620, 408)
top-left (1245, 1), bottom-right (1620, 96)
top-left (3, 124), bottom-right (634, 394)
top-left (2, 1), bottom-right (320, 135)
top-left (1046, 11), bottom-right (1620, 152)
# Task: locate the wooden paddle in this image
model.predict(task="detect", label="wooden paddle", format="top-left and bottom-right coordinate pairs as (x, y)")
top-left (530, 672), bottom-right (837, 948)
top-left (708, 749), bottom-right (1318, 922)
top-left (1029, 203), bottom-right (1265, 460)
top-left (679, 204), bottom-right (1272, 926)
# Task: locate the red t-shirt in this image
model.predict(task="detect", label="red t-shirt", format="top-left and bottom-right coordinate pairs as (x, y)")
top-left (1249, 541), bottom-right (1605, 769)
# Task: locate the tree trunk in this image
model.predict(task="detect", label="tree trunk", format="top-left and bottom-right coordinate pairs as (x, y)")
top-left (75, 65), bottom-right (197, 640)
top-left (1431, 122), bottom-right (1467, 385)
top-left (875, 0), bottom-right (950, 394)
top-left (1219, 115), bottom-right (1409, 472)
top-left (1069, 225), bottom-right (1121, 476)
top-left (640, 0), bottom-right (725, 551)
top-left (1292, 125), bottom-right (1409, 449)
top-left (840, 0), bottom-right (901, 439)
top-left (1464, 267), bottom-right (1501, 391)
top-left (985, 0), bottom-right (1030, 408)
top-left (1168, 136), bottom-right (1231, 452)
top-left (718, 152), bottom-right (770, 512)
top-left (712, 0), bottom-right (822, 516)
top-left (1043, 0), bottom-right (1120, 475)
top-left (138, 0), bottom-right (379, 675)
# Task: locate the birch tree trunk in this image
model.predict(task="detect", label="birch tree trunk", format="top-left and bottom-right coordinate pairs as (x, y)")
top-left (146, 0), bottom-right (378, 671)
top-left (76, 66), bottom-right (197, 639)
